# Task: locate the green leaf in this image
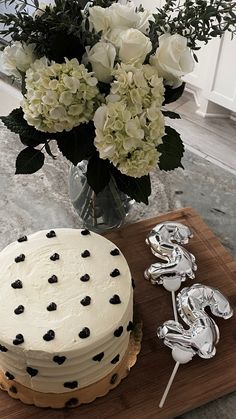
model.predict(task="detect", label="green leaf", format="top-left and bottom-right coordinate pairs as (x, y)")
top-left (193, 52), bottom-right (199, 62)
top-left (78, 0), bottom-right (91, 8)
top-left (1, 108), bottom-right (50, 143)
top-left (45, 141), bottom-right (56, 159)
top-left (164, 83), bottom-right (185, 105)
top-left (86, 153), bottom-right (111, 195)
top-left (111, 167), bottom-right (151, 205)
top-left (57, 122), bottom-right (96, 166)
top-left (97, 81), bottom-right (111, 96)
top-left (85, 17), bottom-right (89, 31)
top-left (15, 147), bottom-right (45, 174)
top-left (157, 126), bottom-right (185, 171)
top-left (162, 111), bottom-right (181, 119)
top-left (87, 152), bottom-right (111, 195)
top-left (19, 134), bottom-right (43, 148)
top-left (45, 32), bottom-right (85, 63)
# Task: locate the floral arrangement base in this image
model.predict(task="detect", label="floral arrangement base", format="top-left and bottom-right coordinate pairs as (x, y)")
top-left (0, 321), bottom-right (142, 409)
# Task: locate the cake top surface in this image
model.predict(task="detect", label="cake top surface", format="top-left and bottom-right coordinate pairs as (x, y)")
top-left (0, 228), bottom-right (132, 354)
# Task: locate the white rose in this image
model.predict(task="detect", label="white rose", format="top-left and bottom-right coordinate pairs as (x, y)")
top-left (88, 6), bottom-right (110, 33)
top-left (104, 28), bottom-right (125, 49)
top-left (150, 33), bottom-right (195, 86)
top-left (119, 29), bottom-right (152, 65)
top-left (87, 41), bottom-right (116, 83)
top-left (0, 42), bottom-right (36, 77)
top-left (136, 10), bottom-right (154, 34)
top-left (109, 2), bottom-right (139, 29)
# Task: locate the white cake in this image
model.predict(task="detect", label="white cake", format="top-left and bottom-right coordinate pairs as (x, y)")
top-left (0, 228), bottom-right (133, 395)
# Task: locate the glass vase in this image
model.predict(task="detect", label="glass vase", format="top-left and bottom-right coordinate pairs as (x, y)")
top-left (69, 161), bottom-right (133, 233)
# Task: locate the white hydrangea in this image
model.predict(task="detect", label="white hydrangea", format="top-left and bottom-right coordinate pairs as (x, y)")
top-left (22, 57), bottom-right (100, 132)
top-left (0, 41), bottom-right (36, 78)
top-left (118, 142), bottom-right (160, 178)
top-left (94, 63), bottom-right (165, 178)
top-left (110, 63), bottom-right (164, 116)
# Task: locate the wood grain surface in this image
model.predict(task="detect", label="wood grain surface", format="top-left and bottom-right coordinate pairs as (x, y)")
top-left (0, 207), bottom-right (235, 419)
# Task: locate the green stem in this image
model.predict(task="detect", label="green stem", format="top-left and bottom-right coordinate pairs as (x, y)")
top-left (91, 191), bottom-right (98, 228)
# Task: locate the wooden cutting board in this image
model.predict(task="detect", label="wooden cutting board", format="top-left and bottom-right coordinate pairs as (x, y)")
top-left (0, 207), bottom-right (235, 419)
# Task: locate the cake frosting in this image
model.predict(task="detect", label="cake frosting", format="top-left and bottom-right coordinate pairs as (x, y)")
top-left (0, 228), bottom-right (133, 393)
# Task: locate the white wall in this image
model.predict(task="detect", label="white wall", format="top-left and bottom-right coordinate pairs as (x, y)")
top-left (133, 0), bottom-right (161, 9)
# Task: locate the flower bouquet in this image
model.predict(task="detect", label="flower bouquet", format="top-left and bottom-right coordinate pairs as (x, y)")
top-left (0, 0), bottom-right (235, 210)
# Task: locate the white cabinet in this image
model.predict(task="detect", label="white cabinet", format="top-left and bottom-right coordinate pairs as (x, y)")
top-left (184, 33), bottom-right (236, 115)
top-left (134, 0), bottom-right (236, 115)
top-left (205, 33), bottom-right (236, 112)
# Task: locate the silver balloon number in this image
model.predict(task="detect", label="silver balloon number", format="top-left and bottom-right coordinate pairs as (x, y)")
top-left (158, 284), bottom-right (233, 359)
top-left (144, 222), bottom-right (197, 322)
top-left (157, 284), bottom-right (233, 408)
top-left (145, 222), bottom-right (197, 291)
top-left (144, 221), bottom-right (233, 408)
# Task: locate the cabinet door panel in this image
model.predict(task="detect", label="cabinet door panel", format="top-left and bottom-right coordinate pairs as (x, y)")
top-left (207, 33), bottom-right (236, 111)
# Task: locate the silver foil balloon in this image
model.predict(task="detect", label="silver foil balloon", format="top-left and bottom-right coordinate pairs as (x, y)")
top-left (144, 246), bottom-right (196, 286)
top-left (146, 222), bottom-right (193, 260)
top-left (157, 284), bottom-right (233, 359)
top-left (144, 222), bottom-right (197, 287)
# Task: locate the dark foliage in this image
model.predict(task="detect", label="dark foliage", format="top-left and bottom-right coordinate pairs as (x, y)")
top-left (157, 126), bottom-right (185, 171)
top-left (57, 122), bottom-right (96, 166)
top-left (15, 147), bottom-right (45, 174)
top-left (111, 166), bottom-right (151, 205)
top-left (150, 0), bottom-right (236, 51)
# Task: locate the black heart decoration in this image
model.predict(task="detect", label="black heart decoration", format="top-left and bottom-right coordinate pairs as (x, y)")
top-left (26, 367), bottom-right (38, 377)
top-left (92, 352), bottom-right (104, 362)
top-left (46, 230), bottom-right (56, 238)
top-left (114, 326), bottom-right (123, 337)
top-left (53, 355), bottom-right (66, 365)
top-left (110, 269), bottom-right (120, 277)
top-left (127, 321), bottom-right (134, 332)
top-left (65, 398), bottom-right (79, 407)
top-left (15, 254), bottom-right (25, 263)
top-left (109, 295), bottom-right (121, 305)
top-left (5, 371), bottom-right (15, 380)
top-left (43, 330), bottom-right (55, 341)
top-left (17, 235), bottom-right (27, 242)
top-left (64, 381), bottom-right (78, 389)
top-left (110, 249), bottom-right (120, 256)
top-left (13, 334), bottom-right (24, 345)
top-left (78, 327), bottom-right (90, 339)
top-left (111, 354), bottom-right (120, 364)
